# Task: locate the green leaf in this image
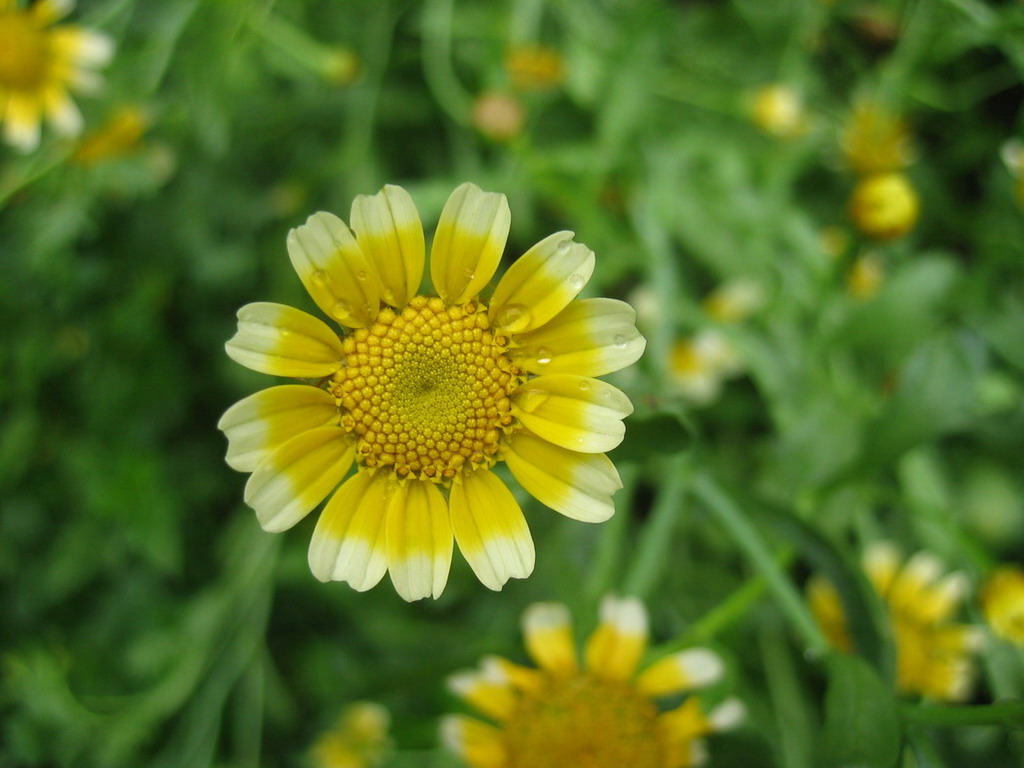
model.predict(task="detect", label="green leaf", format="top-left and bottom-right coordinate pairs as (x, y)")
top-left (818, 654), bottom-right (902, 768)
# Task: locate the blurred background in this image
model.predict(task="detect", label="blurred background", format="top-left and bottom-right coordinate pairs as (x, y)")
top-left (2, 0), bottom-right (1023, 766)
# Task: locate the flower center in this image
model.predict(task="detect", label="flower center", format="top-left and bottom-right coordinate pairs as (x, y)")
top-left (332, 296), bottom-right (522, 481)
top-left (503, 675), bottom-right (663, 768)
top-left (0, 12), bottom-right (50, 90)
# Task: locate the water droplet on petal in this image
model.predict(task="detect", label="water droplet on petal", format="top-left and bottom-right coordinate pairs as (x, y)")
top-left (569, 272), bottom-right (587, 290)
top-left (463, 266), bottom-right (476, 279)
top-left (332, 300), bottom-right (351, 319)
top-left (535, 347), bottom-right (552, 365)
top-left (312, 269), bottom-right (328, 284)
top-left (555, 240), bottom-right (573, 256)
top-left (613, 334), bottom-right (629, 349)
top-left (496, 304), bottom-right (530, 328)
top-left (578, 380), bottom-right (591, 391)
top-left (382, 288), bottom-right (397, 305)
top-left (356, 270), bottom-right (369, 281)
top-left (516, 388), bottom-right (549, 413)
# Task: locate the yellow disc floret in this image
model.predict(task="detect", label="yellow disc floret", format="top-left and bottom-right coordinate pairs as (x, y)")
top-left (503, 675), bottom-right (663, 768)
top-left (0, 11), bottom-right (49, 90)
top-left (332, 296), bottom-right (523, 481)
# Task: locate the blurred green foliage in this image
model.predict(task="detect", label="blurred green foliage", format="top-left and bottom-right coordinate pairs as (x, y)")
top-left (2, 0), bottom-right (1024, 766)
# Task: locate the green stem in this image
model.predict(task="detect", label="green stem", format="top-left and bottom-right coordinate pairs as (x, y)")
top-left (900, 700), bottom-right (1024, 729)
top-left (422, 0), bottom-right (473, 126)
top-left (692, 474), bottom-right (829, 656)
top-left (622, 454), bottom-right (690, 599)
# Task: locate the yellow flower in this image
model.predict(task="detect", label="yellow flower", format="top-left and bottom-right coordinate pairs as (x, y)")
top-left (504, 45), bottom-right (564, 92)
top-left (748, 84), bottom-right (807, 139)
top-left (311, 702), bottom-right (391, 768)
top-left (840, 101), bottom-right (914, 176)
top-left (0, 0), bottom-right (112, 152)
top-left (72, 104), bottom-right (146, 165)
top-left (845, 252), bottom-right (884, 300)
top-left (848, 172), bottom-right (919, 240)
top-left (668, 330), bottom-right (743, 405)
top-left (701, 279), bottom-right (764, 324)
top-left (808, 542), bottom-right (981, 702)
top-left (442, 596), bottom-right (743, 768)
top-left (981, 566), bottom-right (1024, 645)
top-left (219, 183), bottom-right (645, 600)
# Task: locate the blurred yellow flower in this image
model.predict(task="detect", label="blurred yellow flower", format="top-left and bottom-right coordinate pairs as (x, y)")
top-left (981, 566), bottom-right (1024, 645)
top-left (311, 702), bottom-right (391, 768)
top-left (669, 330), bottom-right (744, 405)
top-left (845, 252), bottom-right (884, 300)
top-left (748, 84), bottom-right (807, 139)
top-left (505, 45), bottom-right (564, 92)
top-left (472, 91), bottom-right (524, 142)
top-left (220, 183), bottom-right (644, 600)
top-left (442, 596), bottom-right (743, 768)
top-left (849, 172), bottom-right (919, 240)
top-left (702, 279), bottom-right (765, 323)
top-left (72, 104), bottom-right (147, 165)
top-left (319, 46), bottom-right (359, 86)
top-left (841, 101), bottom-right (914, 176)
top-left (0, 0), bottom-right (112, 152)
top-left (808, 542), bottom-right (981, 702)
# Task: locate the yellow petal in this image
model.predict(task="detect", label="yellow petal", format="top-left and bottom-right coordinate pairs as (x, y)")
top-left (584, 595), bottom-right (648, 680)
top-left (49, 27), bottom-right (114, 69)
top-left (307, 470), bottom-right (390, 590)
top-left (503, 431), bottom-right (622, 522)
top-left (447, 670), bottom-right (518, 722)
top-left (31, 0), bottom-right (74, 24)
top-left (429, 182), bottom-right (510, 305)
top-left (43, 86), bottom-right (82, 136)
top-left (286, 212), bottom-right (381, 328)
top-left (350, 184), bottom-right (425, 308)
top-left (243, 426), bottom-right (355, 532)
top-left (488, 231), bottom-right (594, 334)
top-left (217, 385), bottom-right (340, 472)
top-left (225, 302), bottom-right (345, 378)
top-left (449, 468), bottom-right (534, 590)
top-left (3, 92), bottom-right (41, 153)
top-left (521, 602), bottom-right (578, 676)
top-left (509, 298), bottom-right (646, 376)
top-left (511, 374), bottom-right (633, 453)
top-left (636, 648), bottom-right (724, 697)
top-left (439, 716), bottom-right (506, 768)
top-left (385, 479), bottom-right (453, 601)
top-left (888, 551), bottom-right (944, 613)
top-left (480, 655), bottom-right (544, 694)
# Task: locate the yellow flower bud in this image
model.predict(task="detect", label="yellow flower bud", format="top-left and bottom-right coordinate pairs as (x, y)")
top-left (849, 172), bottom-right (919, 240)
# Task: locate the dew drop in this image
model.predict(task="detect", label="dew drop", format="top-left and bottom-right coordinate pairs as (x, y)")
top-left (555, 240), bottom-right (573, 256)
top-left (569, 272), bottom-right (587, 290)
top-left (613, 333), bottom-right (629, 349)
top-left (312, 269), bottom-right (328, 284)
top-left (332, 300), bottom-right (351, 319)
top-left (496, 304), bottom-right (529, 328)
top-left (578, 380), bottom-right (591, 391)
top-left (535, 347), bottom-right (552, 365)
top-left (356, 270), bottom-right (369, 281)
top-left (463, 266), bottom-right (476, 279)
top-left (516, 388), bottom-right (549, 413)
top-left (382, 288), bottom-right (397, 305)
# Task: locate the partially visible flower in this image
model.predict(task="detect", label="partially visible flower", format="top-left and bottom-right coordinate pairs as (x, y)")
top-left (505, 45), bottom-right (563, 92)
top-left (819, 226), bottom-right (850, 260)
top-left (0, 0), bottom-right (113, 151)
top-left (748, 84), bottom-right (807, 139)
top-left (219, 183), bottom-right (644, 600)
top-left (311, 702), bottom-right (391, 768)
top-left (442, 596), bottom-right (743, 768)
top-left (981, 566), bottom-right (1024, 645)
top-left (702, 279), bottom-right (765, 324)
top-left (845, 252), bottom-right (884, 300)
top-left (841, 101), bottom-right (914, 176)
top-left (472, 91), bottom-right (524, 142)
top-left (849, 172), bottom-right (919, 240)
top-left (72, 104), bottom-right (147, 165)
top-left (669, 330), bottom-right (744, 405)
top-left (808, 542), bottom-right (981, 702)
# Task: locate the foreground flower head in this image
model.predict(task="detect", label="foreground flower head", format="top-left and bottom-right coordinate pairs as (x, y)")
top-left (0, 0), bottom-right (113, 152)
top-left (442, 596), bottom-right (743, 768)
top-left (808, 542), bottom-right (981, 701)
top-left (310, 702), bottom-right (391, 768)
top-left (220, 182), bottom-right (645, 600)
top-left (981, 566), bottom-right (1024, 645)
